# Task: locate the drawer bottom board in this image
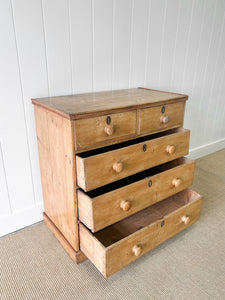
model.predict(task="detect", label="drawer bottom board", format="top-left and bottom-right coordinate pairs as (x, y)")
top-left (80, 189), bottom-right (203, 277)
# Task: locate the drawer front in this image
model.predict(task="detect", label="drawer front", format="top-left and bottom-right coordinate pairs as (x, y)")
top-left (74, 111), bottom-right (137, 149)
top-left (139, 102), bottom-right (185, 135)
top-left (79, 189), bottom-right (203, 277)
top-left (78, 157), bottom-right (195, 232)
top-left (76, 128), bottom-right (190, 191)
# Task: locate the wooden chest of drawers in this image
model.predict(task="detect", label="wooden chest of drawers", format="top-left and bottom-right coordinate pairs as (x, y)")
top-left (32, 88), bottom-right (203, 277)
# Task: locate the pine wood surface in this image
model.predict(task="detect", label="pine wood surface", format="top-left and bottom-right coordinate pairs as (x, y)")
top-left (79, 189), bottom-right (203, 277)
top-left (34, 106), bottom-right (79, 250)
top-left (32, 88), bottom-right (188, 120)
top-left (32, 88), bottom-right (203, 278)
top-left (74, 110), bottom-right (137, 149)
top-left (43, 213), bottom-right (86, 263)
top-left (77, 157), bottom-right (195, 232)
top-left (139, 101), bottom-right (185, 134)
top-left (76, 128), bottom-right (190, 191)
top-left (73, 99), bottom-right (186, 151)
top-left (73, 102), bottom-right (186, 152)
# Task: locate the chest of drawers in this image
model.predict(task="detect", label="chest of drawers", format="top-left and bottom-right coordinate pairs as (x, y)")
top-left (32, 88), bottom-right (203, 277)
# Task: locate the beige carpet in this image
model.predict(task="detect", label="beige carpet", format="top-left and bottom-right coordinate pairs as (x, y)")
top-left (1, 150), bottom-right (225, 300)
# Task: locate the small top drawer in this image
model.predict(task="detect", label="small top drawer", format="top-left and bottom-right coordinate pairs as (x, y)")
top-left (139, 102), bottom-right (185, 135)
top-left (74, 111), bottom-right (137, 149)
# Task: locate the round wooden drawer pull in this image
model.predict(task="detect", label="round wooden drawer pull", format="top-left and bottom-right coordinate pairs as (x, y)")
top-left (113, 162), bottom-right (123, 173)
top-left (160, 115), bottom-right (169, 124)
top-left (181, 215), bottom-right (190, 225)
top-left (166, 145), bottom-right (175, 154)
top-left (104, 124), bottom-right (114, 136)
top-left (172, 178), bottom-right (182, 188)
top-left (120, 200), bottom-right (131, 211)
top-left (132, 245), bottom-right (142, 257)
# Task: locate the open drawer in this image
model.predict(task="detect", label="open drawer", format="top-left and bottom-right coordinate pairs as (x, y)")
top-left (79, 189), bottom-right (203, 277)
top-left (78, 157), bottom-right (195, 232)
top-left (76, 128), bottom-right (190, 191)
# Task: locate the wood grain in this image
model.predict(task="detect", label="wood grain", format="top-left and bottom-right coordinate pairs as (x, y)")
top-left (76, 128), bottom-right (190, 191)
top-left (32, 87), bottom-right (202, 278)
top-left (34, 106), bottom-right (79, 250)
top-left (74, 110), bottom-right (137, 149)
top-left (78, 157), bottom-right (195, 232)
top-left (79, 224), bottom-right (106, 275)
top-left (43, 212), bottom-right (87, 263)
top-left (32, 88), bottom-right (188, 120)
top-left (79, 189), bottom-right (203, 277)
top-left (139, 101), bottom-right (185, 135)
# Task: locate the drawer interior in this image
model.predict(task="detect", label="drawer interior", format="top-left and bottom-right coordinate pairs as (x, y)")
top-left (80, 188), bottom-right (202, 277)
top-left (77, 127), bottom-right (186, 158)
top-left (93, 189), bottom-right (201, 247)
top-left (85, 157), bottom-right (192, 198)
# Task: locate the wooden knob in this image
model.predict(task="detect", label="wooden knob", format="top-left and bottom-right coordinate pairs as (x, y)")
top-left (181, 215), bottom-right (190, 225)
top-left (120, 200), bottom-right (131, 211)
top-left (166, 145), bottom-right (175, 154)
top-left (160, 115), bottom-right (169, 124)
top-left (172, 178), bottom-right (182, 188)
top-left (104, 124), bottom-right (114, 136)
top-left (113, 162), bottom-right (123, 173)
top-left (132, 245), bottom-right (142, 257)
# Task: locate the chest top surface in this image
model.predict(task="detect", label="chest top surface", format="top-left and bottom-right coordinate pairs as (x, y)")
top-left (32, 88), bottom-right (188, 120)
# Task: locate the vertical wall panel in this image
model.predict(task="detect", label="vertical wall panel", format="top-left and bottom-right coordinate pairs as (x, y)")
top-left (112, 0), bottom-right (132, 89)
top-left (0, 0), bottom-right (35, 212)
top-left (181, 0), bottom-right (205, 94)
top-left (70, 0), bottom-right (93, 93)
top-left (159, 0), bottom-right (180, 91)
top-left (220, 101), bottom-right (225, 139)
top-left (180, 0), bottom-right (205, 145)
top-left (42, 0), bottom-right (72, 96)
top-left (195, 0), bottom-right (224, 146)
top-left (215, 63), bottom-right (225, 140)
top-left (0, 143), bottom-right (11, 217)
top-left (145, 0), bottom-right (167, 89)
top-left (188, 0), bottom-right (217, 148)
top-left (12, 0), bottom-right (49, 206)
top-left (170, 0), bottom-right (194, 92)
top-left (129, 0), bottom-right (149, 87)
top-left (218, 62), bottom-right (225, 139)
top-left (203, 1), bottom-right (225, 143)
top-left (93, 0), bottom-right (113, 91)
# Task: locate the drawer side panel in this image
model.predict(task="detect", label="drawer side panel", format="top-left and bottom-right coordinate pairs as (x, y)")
top-left (34, 106), bottom-right (78, 250)
top-left (79, 223), bottom-right (106, 276)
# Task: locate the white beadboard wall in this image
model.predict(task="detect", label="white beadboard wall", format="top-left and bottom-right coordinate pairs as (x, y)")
top-left (0, 0), bottom-right (225, 237)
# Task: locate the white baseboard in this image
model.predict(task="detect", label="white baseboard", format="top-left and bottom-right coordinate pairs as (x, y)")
top-left (188, 137), bottom-right (225, 160)
top-left (0, 202), bottom-right (44, 237)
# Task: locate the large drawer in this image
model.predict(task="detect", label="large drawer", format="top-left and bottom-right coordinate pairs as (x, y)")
top-left (139, 102), bottom-right (185, 135)
top-left (78, 157), bottom-right (195, 232)
top-left (74, 111), bottom-right (137, 149)
top-left (76, 128), bottom-right (190, 191)
top-left (79, 189), bottom-right (203, 277)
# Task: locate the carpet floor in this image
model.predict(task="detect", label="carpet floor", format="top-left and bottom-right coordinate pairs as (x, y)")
top-left (0, 149), bottom-right (225, 300)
